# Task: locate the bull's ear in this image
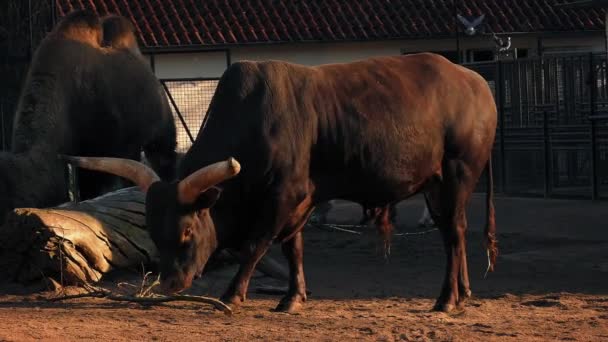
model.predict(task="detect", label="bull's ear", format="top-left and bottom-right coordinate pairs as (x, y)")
top-left (194, 186), bottom-right (222, 210)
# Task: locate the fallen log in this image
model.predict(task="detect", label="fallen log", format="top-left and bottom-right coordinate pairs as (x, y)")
top-left (0, 186), bottom-right (289, 287)
top-left (0, 187), bottom-right (153, 285)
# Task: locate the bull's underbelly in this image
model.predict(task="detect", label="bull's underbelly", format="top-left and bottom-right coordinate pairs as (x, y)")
top-left (311, 162), bottom-right (439, 206)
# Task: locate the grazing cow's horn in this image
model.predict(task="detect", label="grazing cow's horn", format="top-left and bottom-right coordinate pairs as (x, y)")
top-left (60, 155), bottom-right (160, 193)
top-left (177, 157), bottom-right (241, 204)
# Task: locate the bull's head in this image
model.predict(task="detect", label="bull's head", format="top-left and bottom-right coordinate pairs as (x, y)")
top-left (60, 155), bottom-right (241, 294)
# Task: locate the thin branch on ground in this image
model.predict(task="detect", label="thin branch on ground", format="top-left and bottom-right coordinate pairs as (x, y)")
top-left (47, 269), bottom-right (230, 315)
top-left (47, 288), bottom-right (232, 315)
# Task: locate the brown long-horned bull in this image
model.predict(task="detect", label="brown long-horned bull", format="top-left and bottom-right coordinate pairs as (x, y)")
top-left (63, 53), bottom-right (498, 313)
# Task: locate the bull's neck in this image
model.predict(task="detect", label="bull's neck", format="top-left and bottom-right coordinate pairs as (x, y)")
top-left (208, 194), bottom-right (242, 248)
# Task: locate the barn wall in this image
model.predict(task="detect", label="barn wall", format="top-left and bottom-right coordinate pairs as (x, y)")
top-left (153, 51), bottom-right (227, 79)
top-left (541, 35), bottom-right (605, 53)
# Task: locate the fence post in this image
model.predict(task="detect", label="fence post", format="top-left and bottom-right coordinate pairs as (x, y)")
top-left (589, 53), bottom-right (598, 200)
top-left (225, 49), bottom-right (232, 66)
top-left (497, 61), bottom-right (507, 193)
top-left (543, 111), bottom-right (551, 198)
top-left (66, 163), bottom-right (80, 203)
top-left (0, 103), bottom-right (5, 151)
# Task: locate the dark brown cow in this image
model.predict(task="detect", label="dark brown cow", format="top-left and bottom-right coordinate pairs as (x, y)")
top-left (63, 53), bottom-right (498, 313)
top-left (0, 10), bottom-right (176, 223)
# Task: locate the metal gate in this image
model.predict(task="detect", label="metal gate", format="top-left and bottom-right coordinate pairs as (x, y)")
top-left (465, 53), bottom-right (608, 199)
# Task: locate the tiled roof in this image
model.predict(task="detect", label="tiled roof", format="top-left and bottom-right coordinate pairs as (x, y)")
top-left (54, 1), bottom-right (607, 49)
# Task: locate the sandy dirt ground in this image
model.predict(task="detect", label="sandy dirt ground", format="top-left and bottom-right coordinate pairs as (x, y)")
top-left (0, 194), bottom-right (607, 341)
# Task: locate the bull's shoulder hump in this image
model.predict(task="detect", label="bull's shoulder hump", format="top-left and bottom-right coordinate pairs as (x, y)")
top-left (215, 61), bottom-right (278, 101)
top-left (222, 60), bottom-right (268, 80)
top-left (223, 60), bottom-right (310, 87)
top-left (227, 59), bottom-right (294, 71)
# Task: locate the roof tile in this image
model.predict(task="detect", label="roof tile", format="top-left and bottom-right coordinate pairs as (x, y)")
top-left (55, 0), bottom-right (608, 49)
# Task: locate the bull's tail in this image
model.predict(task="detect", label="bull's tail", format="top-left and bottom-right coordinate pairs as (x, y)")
top-left (484, 156), bottom-right (498, 277)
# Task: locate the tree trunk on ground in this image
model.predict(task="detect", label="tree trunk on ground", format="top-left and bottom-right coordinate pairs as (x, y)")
top-left (0, 186), bottom-right (289, 287)
top-left (0, 187), bottom-right (154, 285)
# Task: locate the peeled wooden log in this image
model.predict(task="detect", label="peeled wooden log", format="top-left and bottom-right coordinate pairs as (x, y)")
top-left (0, 187), bottom-right (154, 285)
top-left (0, 186), bottom-right (288, 286)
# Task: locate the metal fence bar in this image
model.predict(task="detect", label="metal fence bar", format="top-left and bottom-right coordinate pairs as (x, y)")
top-left (497, 61), bottom-right (507, 193)
top-left (1, 103), bottom-right (5, 151)
top-left (543, 110), bottom-right (551, 198)
top-left (464, 52), bottom-right (608, 200)
top-left (590, 53), bottom-right (598, 200)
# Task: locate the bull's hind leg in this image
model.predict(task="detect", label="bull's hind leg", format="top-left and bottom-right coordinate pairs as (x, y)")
top-left (431, 160), bottom-right (476, 312)
top-left (425, 185), bottom-right (470, 300)
top-left (427, 187), bottom-right (472, 300)
top-left (276, 196), bottom-right (315, 312)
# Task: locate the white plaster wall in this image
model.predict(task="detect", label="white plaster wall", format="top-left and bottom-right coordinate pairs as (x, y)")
top-left (153, 51), bottom-right (228, 79)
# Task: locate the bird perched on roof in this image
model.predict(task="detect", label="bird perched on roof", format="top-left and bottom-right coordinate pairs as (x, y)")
top-left (457, 14), bottom-right (486, 36)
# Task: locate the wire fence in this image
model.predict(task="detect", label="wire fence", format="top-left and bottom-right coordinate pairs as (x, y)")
top-left (161, 78), bottom-right (220, 153)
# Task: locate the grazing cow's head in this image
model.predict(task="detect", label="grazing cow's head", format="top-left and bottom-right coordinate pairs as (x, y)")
top-left (60, 155), bottom-right (240, 294)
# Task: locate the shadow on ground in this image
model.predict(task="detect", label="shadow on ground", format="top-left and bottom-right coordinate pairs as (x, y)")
top-left (193, 194), bottom-right (608, 303)
top-left (2, 194), bottom-right (607, 305)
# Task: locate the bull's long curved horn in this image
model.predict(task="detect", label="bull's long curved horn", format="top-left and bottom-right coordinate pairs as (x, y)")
top-left (60, 155), bottom-right (160, 193)
top-left (177, 157), bottom-right (241, 204)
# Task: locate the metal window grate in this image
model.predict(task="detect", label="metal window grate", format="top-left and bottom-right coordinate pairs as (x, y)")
top-left (162, 79), bottom-right (219, 153)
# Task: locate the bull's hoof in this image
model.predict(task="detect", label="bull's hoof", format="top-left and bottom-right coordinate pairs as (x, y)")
top-left (274, 294), bottom-right (306, 313)
top-left (433, 301), bottom-right (466, 315)
top-left (220, 293), bottom-right (245, 309)
top-left (433, 301), bottom-right (454, 312)
top-left (458, 283), bottom-right (472, 300)
top-left (460, 288), bottom-right (472, 299)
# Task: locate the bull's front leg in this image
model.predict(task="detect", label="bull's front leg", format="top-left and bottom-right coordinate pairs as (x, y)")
top-left (220, 238), bottom-right (273, 307)
top-left (220, 189), bottom-right (307, 309)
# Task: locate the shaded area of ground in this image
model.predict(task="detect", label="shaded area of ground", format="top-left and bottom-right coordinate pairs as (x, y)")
top-left (0, 194), bottom-right (607, 341)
